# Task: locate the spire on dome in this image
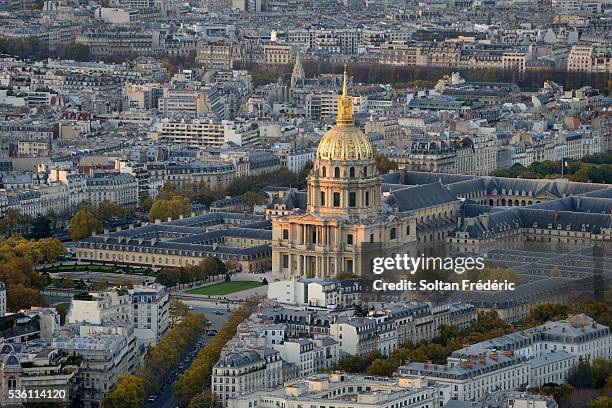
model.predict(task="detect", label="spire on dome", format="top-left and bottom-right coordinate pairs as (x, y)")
top-left (336, 65), bottom-right (353, 126)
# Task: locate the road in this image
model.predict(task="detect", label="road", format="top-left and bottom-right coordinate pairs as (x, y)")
top-left (148, 302), bottom-right (230, 408)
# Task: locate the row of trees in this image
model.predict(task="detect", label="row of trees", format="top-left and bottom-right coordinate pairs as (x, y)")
top-left (238, 60), bottom-right (612, 96)
top-left (490, 160), bottom-right (611, 184)
top-left (173, 296), bottom-right (261, 407)
top-left (0, 236), bottom-right (65, 311)
top-left (0, 37), bottom-right (92, 60)
top-left (155, 257), bottom-right (230, 288)
top-left (104, 305), bottom-right (209, 408)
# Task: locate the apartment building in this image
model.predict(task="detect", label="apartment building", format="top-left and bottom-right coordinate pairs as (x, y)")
top-left (146, 161), bottom-right (236, 191)
top-left (568, 45), bottom-right (612, 73)
top-left (268, 277), bottom-right (362, 309)
top-left (197, 41), bottom-right (241, 70)
top-left (399, 352), bottom-right (530, 401)
top-left (212, 349), bottom-right (284, 407)
top-left (130, 283), bottom-right (170, 348)
top-left (85, 171), bottom-right (138, 209)
top-left (227, 372), bottom-right (451, 408)
top-left (273, 339), bottom-right (322, 376)
top-left (67, 285), bottom-right (169, 349)
top-left (263, 44), bottom-right (295, 64)
top-left (52, 324), bottom-right (137, 407)
top-left (154, 117), bottom-right (259, 148)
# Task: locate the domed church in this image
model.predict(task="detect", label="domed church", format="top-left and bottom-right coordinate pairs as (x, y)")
top-left (272, 68), bottom-right (416, 280)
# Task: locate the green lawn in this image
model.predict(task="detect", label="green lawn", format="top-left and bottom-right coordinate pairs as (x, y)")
top-left (185, 281), bottom-right (262, 296)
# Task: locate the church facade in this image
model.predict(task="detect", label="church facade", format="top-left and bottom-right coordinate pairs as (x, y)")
top-left (272, 69), bottom-right (416, 280)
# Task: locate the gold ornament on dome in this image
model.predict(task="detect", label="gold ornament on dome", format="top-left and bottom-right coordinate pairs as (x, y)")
top-left (316, 66), bottom-right (373, 162)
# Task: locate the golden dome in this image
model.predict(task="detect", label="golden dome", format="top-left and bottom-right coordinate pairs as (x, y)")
top-left (316, 66), bottom-right (373, 162)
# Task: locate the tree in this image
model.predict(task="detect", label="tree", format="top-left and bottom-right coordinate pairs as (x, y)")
top-left (28, 215), bottom-right (52, 239)
top-left (591, 357), bottom-right (612, 388)
top-left (589, 397), bottom-right (612, 408)
top-left (188, 391), bottom-right (218, 408)
top-left (139, 194), bottom-right (154, 213)
top-left (375, 153), bottom-right (398, 174)
top-left (103, 374), bottom-right (145, 408)
top-left (149, 195), bottom-right (192, 222)
top-left (36, 238), bottom-right (66, 263)
top-left (157, 268), bottom-right (180, 287)
top-left (56, 43), bottom-right (91, 61)
top-left (6, 284), bottom-right (47, 311)
top-left (97, 200), bottom-right (126, 220)
top-left (69, 209), bottom-right (102, 241)
top-left (366, 358), bottom-right (396, 376)
top-left (200, 257), bottom-right (227, 278)
top-left (569, 359), bottom-right (595, 389)
top-left (526, 304), bottom-right (569, 326)
top-left (242, 191), bottom-right (265, 208)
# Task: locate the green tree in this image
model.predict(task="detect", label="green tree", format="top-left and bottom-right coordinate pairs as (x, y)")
top-left (103, 374), bottom-right (145, 408)
top-left (69, 209), bottom-right (102, 241)
top-left (569, 359), bottom-right (595, 389)
top-left (28, 215), bottom-right (52, 239)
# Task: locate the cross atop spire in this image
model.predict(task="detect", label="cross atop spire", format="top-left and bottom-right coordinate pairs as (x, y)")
top-left (342, 64), bottom-right (348, 96)
top-left (336, 65), bottom-right (353, 126)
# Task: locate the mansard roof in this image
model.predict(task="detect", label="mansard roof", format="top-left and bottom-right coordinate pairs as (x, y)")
top-left (386, 182), bottom-right (455, 212)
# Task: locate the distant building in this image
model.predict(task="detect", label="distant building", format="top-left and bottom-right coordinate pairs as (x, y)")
top-left (0, 283), bottom-right (5, 318)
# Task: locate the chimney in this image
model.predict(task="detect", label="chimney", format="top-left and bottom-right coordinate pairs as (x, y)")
top-left (155, 219), bottom-right (161, 224)
top-left (167, 217), bottom-right (172, 222)
top-left (179, 214), bottom-right (184, 219)
top-left (128, 223), bottom-right (134, 229)
top-left (116, 226), bottom-right (121, 232)
top-left (481, 212), bottom-right (489, 230)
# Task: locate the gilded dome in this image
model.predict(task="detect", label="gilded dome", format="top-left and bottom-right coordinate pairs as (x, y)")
top-left (315, 66), bottom-right (373, 162)
top-left (316, 125), bottom-right (373, 161)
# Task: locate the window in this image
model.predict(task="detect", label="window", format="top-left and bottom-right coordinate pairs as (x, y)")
top-left (333, 192), bottom-right (340, 207)
top-left (282, 255), bottom-right (289, 268)
top-left (370, 233), bottom-right (375, 242)
top-left (364, 167), bottom-right (368, 177)
top-left (365, 191), bottom-right (370, 206)
top-left (346, 259), bottom-right (353, 273)
top-left (347, 234), bottom-right (353, 245)
top-left (322, 167), bottom-right (326, 177)
top-left (320, 191), bottom-right (325, 206)
top-left (406, 225), bottom-right (410, 236)
top-left (282, 229), bottom-right (289, 240)
top-left (349, 167), bottom-right (355, 178)
top-left (334, 167), bottom-right (340, 178)
top-left (390, 228), bottom-right (397, 240)
top-left (349, 192), bottom-right (356, 207)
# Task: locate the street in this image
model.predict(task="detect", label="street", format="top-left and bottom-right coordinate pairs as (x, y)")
top-left (148, 302), bottom-right (231, 408)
